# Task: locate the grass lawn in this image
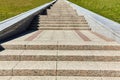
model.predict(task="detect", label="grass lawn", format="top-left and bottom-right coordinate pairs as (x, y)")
top-left (0, 0), bottom-right (52, 21)
top-left (69, 0), bottom-right (120, 23)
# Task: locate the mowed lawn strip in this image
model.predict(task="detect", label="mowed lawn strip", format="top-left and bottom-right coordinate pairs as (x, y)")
top-left (69, 0), bottom-right (120, 23)
top-left (0, 0), bottom-right (52, 21)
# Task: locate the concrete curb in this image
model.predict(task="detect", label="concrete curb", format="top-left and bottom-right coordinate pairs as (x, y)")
top-left (0, 0), bottom-right (56, 41)
top-left (66, 0), bottom-right (120, 43)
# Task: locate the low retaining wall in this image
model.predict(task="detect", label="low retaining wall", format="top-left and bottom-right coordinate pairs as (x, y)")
top-left (67, 0), bottom-right (120, 43)
top-left (0, 0), bottom-right (56, 41)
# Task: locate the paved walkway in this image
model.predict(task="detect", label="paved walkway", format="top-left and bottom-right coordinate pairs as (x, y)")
top-left (0, 0), bottom-right (120, 80)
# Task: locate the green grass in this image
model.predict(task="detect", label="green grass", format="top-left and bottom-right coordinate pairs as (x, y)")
top-left (69, 0), bottom-right (120, 23)
top-left (0, 0), bottom-right (52, 21)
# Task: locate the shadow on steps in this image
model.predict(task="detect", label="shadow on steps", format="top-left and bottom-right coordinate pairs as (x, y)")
top-left (0, 30), bottom-right (37, 44)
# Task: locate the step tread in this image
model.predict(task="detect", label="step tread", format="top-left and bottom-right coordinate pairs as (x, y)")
top-left (10, 76), bottom-right (55, 80)
top-left (0, 61), bottom-right (19, 69)
top-left (0, 76), bottom-right (11, 80)
top-left (1, 50), bottom-right (120, 61)
top-left (38, 28), bottom-right (91, 30)
top-left (57, 61), bottom-right (120, 70)
top-left (38, 27), bottom-right (90, 29)
top-left (0, 61), bottom-right (120, 70)
top-left (1, 50), bottom-right (120, 56)
top-left (4, 76), bottom-right (120, 80)
top-left (2, 41), bottom-right (118, 46)
top-left (14, 61), bottom-right (56, 70)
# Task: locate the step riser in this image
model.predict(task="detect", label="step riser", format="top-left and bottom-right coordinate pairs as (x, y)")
top-left (48, 10), bottom-right (75, 12)
top-left (39, 22), bottom-right (87, 24)
top-left (50, 7), bottom-right (73, 8)
top-left (39, 25), bottom-right (89, 27)
top-left (0, 55), bottom-right (120, 61)
top-left (0, 70), bottom-right (56, 76)
top-left (39, 16), bottom-right (85, 18)
top-left (57, 70), bottom-right (120, 77)
top-left (48, 13), bottom-right (77, 15)
top-left (52, 6), bottom-right (71, 7)
top-left (38, 27), bottom-right (91, 30)
top-left (39, 16), bottom-right (85, 19)
top-left (51, 7), bottom-right (72, 9)
top-left (39, 17), bottom-right (85, 20)
top-left (39, 24), bottom-right (88, 26)
top-left (47, 12), bottom-right (76, 14)
top-left (34, 23), bottom-right (88, 25)
top-left (40, 18), bottom-right (86, 20)
top-left (47, 10), bottom-right (76, 13)
top-left (47, 15), bottom-right (78, 17)
top-left (47, 12), bottom-right (77, 14)
top-left (40, 20), bottom-right (86, 21)
top-left (40, 20), bottom-right (86, 22)
top-left (50, 8), bottom-right (73, 9)
top-left (40, 17), bottom-right (85, 18)
top-left (39, 21), bottom-right (87, 23)
top-left (51, 6), bottom-right (72, 7)
top-left (0, 70), bottom-right (120, 77)
top-left (2, 45), bottom-right (120, 50)
top-left (47, 11), bottom-right (77, 14)
top-left (50, 9), bottom-right (73, 11)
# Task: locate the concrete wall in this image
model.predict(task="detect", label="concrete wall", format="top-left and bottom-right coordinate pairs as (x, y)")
top-left (0, 0), bottom-right (56, 41)
top-left (66, 0), bottom-right (120, 43)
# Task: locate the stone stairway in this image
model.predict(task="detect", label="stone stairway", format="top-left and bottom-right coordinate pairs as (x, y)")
top-left (0, 0), bottom-right (120, 80)
top-left (31, 0), bottom-right (90, 30)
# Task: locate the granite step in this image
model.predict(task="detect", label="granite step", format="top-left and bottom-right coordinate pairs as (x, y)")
top-left (57, 77), bottom-right (120, 80)
top-left (48, 10), bottom-right (76, 12)
top-left (0, 76), bottom-right (11, 80)
top-left (0, 61), bottom-right (120, 77)
top-left (53, 5), bottom-right (71, 6)
top-left (49, 9), bottom-right (73, 11)
top-left (47, 9), bottom-right (76, 12)
top-left (47, 12), bottom-right (77, 15)
top-left (39, 24), bottom-right (89, 27)
top-left (0, 50), bottom-right (120, 61)
top-left (51, 6), bottom-right (72, 8)
top-left (48, 7), bottom-right (74, 9)
top-left (48, 8), bottom-right (74, 10)
top-left (0, 61), bottom-right (56, 76)
top-left (40, 19), bottom-right (86, 21)
top-left (47, 13), bottom-right (77, 15)
top-left (39, 21), bottom-right (88, 24)
top-left (47, 11), bottom-right (76, 14)
top-left (50, 8), bottom-right (73, 10)
top-left (40, 18), bottom-right (85, 20)
top-left (57, 61), bottom-right (120, 77)
top-left (38, 27), bottom-right (91, 30)
top-left (39, 16), bottom-right (85, 20)
top-left (51, 5), bottom-right (72, 7)
top-left (47, 14), bottom-right (78, 16)
top-left (1, 76), bottom-right (120, 80)
top-left (8, 76), bottom-right (56, 80)
top-left (39, 20), bottom-right (87, 23)
top-left (50, 7), bottom-right (73, 9)
top-left (47, 15), bottom-right (78, 17)
top-left (1, 42), bottom-right (120, 50)
top-left (47, 9), bottom-right (76, 13)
